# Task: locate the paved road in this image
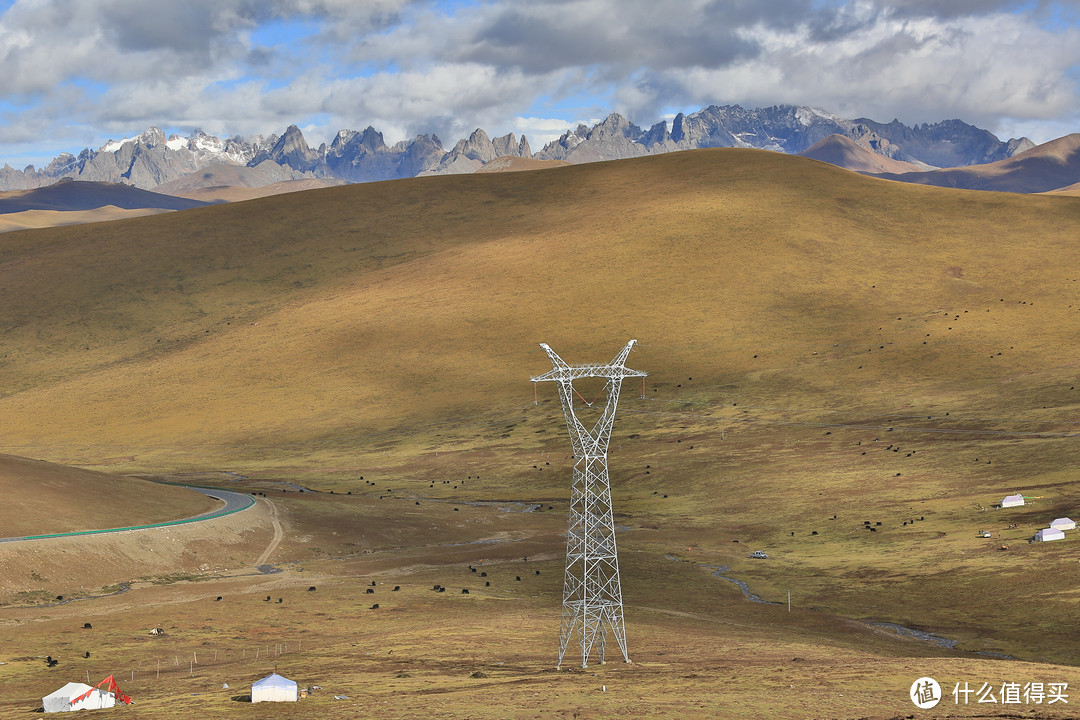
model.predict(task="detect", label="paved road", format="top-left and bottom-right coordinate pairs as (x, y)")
top-left (184, 486), bottom-right (256, 520)
top-left (0, 485), bottom-right (256, 543)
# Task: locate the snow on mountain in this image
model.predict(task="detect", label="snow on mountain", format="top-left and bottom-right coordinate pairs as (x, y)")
top-left (101, 136), bottom-right (137, 153)
top-left (796, 106), bottom-right (845, 127)
top-left (0, 105), bottom-right (1038, 192)
top-left (536, 104), bottom-right (1031, 172)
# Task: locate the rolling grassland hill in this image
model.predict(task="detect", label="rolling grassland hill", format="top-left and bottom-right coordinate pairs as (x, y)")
top-left (153, 162), bottom-right (344, 203)
top-left (798, 133), bottom-right (925, 174)
top-left (0, 180), bottom-right (210, 213)
top-left (472, 156), bottom-right (571, 173)
top-left (0, 454), bottom-right (216, 537)
top-left (2, 147), bottom-right (1079, 463)
top-left (5, 148), bottom-right (1080, 705)
top-left (876, 132), bottom-right (1080, 193)
top-left (160, 176), bottom-right (345, 204)
top-left (1044, 179), bottom-right (1080, 196)
top-left (0, 179), bottom-right (212, 232)
top-left (0, 171), bottom-right (341, 229)
top-left (0, 205), bottom-right (176, 233)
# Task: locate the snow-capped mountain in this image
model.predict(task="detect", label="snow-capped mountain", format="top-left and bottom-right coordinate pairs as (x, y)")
top-left (0, 105), bottom-right (1036, 192)
top-left (534, 105), bottom-right (1034, 169)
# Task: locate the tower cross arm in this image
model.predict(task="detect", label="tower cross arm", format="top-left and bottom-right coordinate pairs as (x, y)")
top-left (531, 341), bottom-right (647, 383)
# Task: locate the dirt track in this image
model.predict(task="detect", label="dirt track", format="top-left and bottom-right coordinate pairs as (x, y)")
top-left (254, 497), bottom-right (284, 567)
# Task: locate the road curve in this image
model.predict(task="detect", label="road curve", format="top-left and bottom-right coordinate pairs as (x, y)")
top-left (0, 485), bottom-right (256, 544)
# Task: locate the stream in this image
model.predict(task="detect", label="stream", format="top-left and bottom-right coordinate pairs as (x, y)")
top-left (665, 554), bottom-right (968, 649)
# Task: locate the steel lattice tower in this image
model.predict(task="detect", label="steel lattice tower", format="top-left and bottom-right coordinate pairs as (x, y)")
top-left (531, 340), bottom-right (646, 668)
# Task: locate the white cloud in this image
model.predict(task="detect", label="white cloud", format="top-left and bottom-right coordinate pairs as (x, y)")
top-left (0, 0), bottom-right (1078, 163)
top-left (506, 116), bottom-right (583, 148)
top-left (627, 9), bottom-right (1080, 138)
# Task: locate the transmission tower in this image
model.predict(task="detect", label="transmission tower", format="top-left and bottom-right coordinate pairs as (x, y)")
top-left (531, 340), bottom-right (646, 668)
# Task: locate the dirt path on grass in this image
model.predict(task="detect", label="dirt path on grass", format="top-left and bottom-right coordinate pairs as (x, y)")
top-left (254, 498), bottom-right (284, 568)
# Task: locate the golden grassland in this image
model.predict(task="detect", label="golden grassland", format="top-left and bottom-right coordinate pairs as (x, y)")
top-left (0, 206), bottom-right (174, 233)
top-left (4, 488), bottom-right (1080, 720)
top-left (2, 149), bottom-right (1079, 455)
top-left (3, 149), bottom-right (1080, 717)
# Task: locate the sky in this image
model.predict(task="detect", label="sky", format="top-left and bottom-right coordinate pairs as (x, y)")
top-left (0, 0), bottom-right (1078, 168)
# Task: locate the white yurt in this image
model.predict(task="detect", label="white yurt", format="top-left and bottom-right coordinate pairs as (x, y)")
top-left (42, 682), bottom-right (115, 713)
top-left (1001, 494), bottom-right (1025, 508)
top-left (1050, 517), bottom-right (1076, 531)
top-left (1034, 527), bottom-right (1065, 542)
top-left (251, 673), bottom-right (298, 703)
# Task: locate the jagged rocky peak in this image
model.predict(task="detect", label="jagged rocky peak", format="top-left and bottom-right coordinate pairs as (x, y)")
top-left (441, 128), bottom-right (532, 169)
top-left (454, 128), bottom-right (497, 163)
top-left (357, 126), bottom-right (387, 152)
top-left (45, 152), bottom-right (79, 175)
top-left (455, 130), bottom-right (494, 164)
top-left (1006, 136), bottom-right (1036, 156)
top-left (398, 134), bottom-right (446, 176)
top-left (854, 115), bottom-right (1032, 167)
top-left (795, 106), bottom-right (843, 126)
top-left (264, 125), bottom-right (320, 169)
top-left (848, 123), bottom-right (901, 158)
top-left (586, 113), bottom-right (641, 140)
top-left (277, 125), bottom-right (309, 150)
top-left (135, 127), bottom-right (166, 148)
top-left (537, 112), bottom-right (648, 162)
top-left (333, 128), bottom-right (357, 146)
top-left (671, 113), bottom-right (688, 143)
top-left (490, 132), bottom-right (530, 158)
top-left (566, 123), bottom-right (591, 143)
top-left (537, 124), bottom-right (588, 158)
top-left (0, 104), bottom-right (1050, 192)
top-left (641, 120), bottom-right (670, 146)
top-left (328, 129), bottom-right (355, 154)
top-left (330, 126), bottom-right (387, 156)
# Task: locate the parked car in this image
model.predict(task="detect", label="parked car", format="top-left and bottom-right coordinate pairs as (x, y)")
top-left (749, 550), bottom-right (768, 559)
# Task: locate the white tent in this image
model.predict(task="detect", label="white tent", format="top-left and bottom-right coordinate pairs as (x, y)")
top-left (1001, 494), bottom-right (1025, 508)
top-left (1050, 517), bottom-right (1076, 531)
top-left (42, 682), bottom-right (115, 713)
top-left (1034, 527), bottom-right (1065, 542)
top-left (251, 673), bottom-right (298, 703)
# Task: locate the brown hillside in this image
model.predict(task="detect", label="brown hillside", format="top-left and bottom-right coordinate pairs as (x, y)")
top-left (165, 177), bottom-right (345, 203)
top-left (798, 133), bottom-right (922, 174)
top-left (0, 454), bottom-right (216, 537)
top-left (0, 179), bottom-right (210, 213)
top-left (1, 148), bottom-right (1079, 467)
top-left (0, 206), bottom-right (172, 233)
top-left (1044, 179), bottom-right (1080, 195)
top-left (154, 163), bottom-right (261, 192)
top-left (474, 155), bottom-right (571, 173)
top-left (6, 149), bottom-right (1080, 681)
top-left (154, 161), bottom-right (342, 200)
top-left (877, 132), bottom-right (1080, 192)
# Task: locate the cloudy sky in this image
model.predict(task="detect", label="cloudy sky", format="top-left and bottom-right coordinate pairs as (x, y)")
top-left (0, 0), bottom-right (1078, 167)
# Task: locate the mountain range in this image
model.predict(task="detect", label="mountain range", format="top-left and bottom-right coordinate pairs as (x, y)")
top-left (0, 105), bottom-right (1041, 193)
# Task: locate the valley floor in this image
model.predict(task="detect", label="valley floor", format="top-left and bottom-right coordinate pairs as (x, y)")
top-left (2, 470), bottom-right (1079, 720)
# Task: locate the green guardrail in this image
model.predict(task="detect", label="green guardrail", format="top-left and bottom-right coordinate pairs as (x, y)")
top-left (4, 486), bottom-right (257, 542)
